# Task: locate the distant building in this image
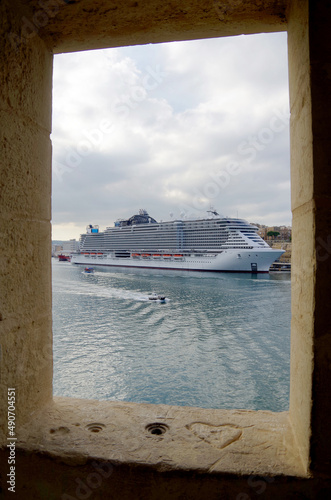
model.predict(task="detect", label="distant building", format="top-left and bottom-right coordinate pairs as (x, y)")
top-left (52, 239), bottom-right (79, 257)
top-left (265, 226), bottom-right (292, 241)
top-left (256, 225), bottom-right (268, 239)
top-left (62, 239), bottom-right (80, 253)
top-left (52, 244), bottom-right (63, 257)
top-left (252, 223), bottom-right (292, 241)
top-left (279, 226), bottom-right (292, 240)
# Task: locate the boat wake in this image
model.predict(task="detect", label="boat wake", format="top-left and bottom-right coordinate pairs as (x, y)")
top-left (55, 279), bottom-right (169, 304)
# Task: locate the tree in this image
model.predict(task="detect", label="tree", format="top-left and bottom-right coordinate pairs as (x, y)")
top-left (267, 231), bottom-right (280, 239)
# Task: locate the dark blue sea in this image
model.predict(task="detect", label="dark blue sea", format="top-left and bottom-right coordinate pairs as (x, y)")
top-left (52, 259), bottom-right (291, 412)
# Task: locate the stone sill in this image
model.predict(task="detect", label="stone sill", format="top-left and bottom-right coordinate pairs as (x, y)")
top-left (11, 396), bottom-right (307, 478)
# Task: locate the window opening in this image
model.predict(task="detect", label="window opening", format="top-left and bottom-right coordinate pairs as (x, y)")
top-left (52, 33), bottom-right (291, 412)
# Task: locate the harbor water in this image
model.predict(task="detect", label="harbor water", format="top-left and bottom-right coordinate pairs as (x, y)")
top-left (52, 260), bottom-right (291, 412)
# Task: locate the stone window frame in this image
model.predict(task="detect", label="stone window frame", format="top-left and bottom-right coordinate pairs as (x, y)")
top-left (1, 0), bottom-right (330, 491)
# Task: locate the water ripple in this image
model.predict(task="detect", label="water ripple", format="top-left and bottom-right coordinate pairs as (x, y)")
top-left (52, 261), bottom-right (291, 411)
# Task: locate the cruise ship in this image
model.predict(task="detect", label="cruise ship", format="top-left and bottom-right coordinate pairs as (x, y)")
top-left (71, 209), bottom-right (284, 273)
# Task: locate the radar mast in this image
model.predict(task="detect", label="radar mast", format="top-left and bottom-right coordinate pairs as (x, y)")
top-left (207, 206), bottom-right (219, 217)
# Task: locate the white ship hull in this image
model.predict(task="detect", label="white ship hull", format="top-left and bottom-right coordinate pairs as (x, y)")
top-left (71, 248), bottom-right (283, 273)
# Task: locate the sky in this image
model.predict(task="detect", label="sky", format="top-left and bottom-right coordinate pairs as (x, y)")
top-left (51, 32), bottom-right (290, 241)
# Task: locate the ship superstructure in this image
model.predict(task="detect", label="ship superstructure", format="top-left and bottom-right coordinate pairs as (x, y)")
top-left (71, 209), bottom-right (284, 273)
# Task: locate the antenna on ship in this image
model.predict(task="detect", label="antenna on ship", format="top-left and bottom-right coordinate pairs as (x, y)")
top-left (207, 206), bottom-right (219, 217)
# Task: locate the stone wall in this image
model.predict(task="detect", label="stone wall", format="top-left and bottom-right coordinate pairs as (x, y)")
top-left (0, 0), bottom-right (53, 435)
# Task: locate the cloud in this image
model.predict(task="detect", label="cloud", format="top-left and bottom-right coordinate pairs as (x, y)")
top-left (52, 32), bottom-right (290, 240)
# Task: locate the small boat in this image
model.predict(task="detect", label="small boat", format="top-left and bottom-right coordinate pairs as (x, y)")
top-left (58, 254), bottom-right (71, 262)
top-left (84, 267), bottom-right (94, 273)
top-left (148, 293), bottom-right (167, 303)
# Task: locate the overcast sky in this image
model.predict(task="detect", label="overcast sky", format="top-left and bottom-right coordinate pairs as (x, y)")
top-left (51, 32), bottom-right (290, 241)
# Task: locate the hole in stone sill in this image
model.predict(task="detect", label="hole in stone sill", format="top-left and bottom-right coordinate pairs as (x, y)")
top-left (85, 423), bottom-right (105, 433)
top-left (146, 423), bottom-right (169, 435)
top-left (49, 426), bottom-right (70, 435)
